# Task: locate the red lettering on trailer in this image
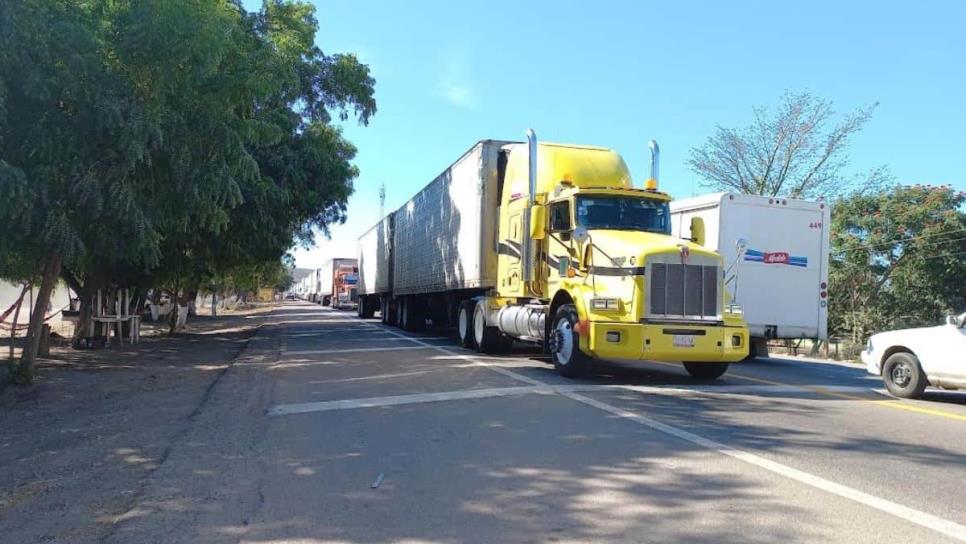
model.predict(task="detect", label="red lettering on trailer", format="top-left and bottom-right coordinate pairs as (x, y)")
top-left (763, 252), bottom-right (789, 264)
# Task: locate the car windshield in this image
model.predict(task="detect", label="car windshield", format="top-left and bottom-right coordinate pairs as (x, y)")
top-left (575, 196), bottom-right (670, 234)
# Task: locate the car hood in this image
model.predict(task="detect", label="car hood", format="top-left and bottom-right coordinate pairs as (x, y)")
top-left (870, 325), bottom-right (949, 344)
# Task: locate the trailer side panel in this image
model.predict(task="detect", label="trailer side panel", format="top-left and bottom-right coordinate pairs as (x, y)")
top-left (392, 141), bottom-right (507, 296)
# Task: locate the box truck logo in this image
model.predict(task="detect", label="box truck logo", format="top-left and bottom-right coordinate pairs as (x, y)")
top-left (744, 248), bottom-right (807, 268)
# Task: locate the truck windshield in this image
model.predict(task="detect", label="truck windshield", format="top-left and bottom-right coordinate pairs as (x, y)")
top-left (575, 196), bottom-right (670, 234)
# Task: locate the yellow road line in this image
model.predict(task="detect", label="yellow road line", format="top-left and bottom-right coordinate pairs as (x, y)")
top-left (645, 360), bottom-right (966, 423)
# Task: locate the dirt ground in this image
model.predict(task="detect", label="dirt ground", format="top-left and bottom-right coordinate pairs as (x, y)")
top-left (0, 308), bottom-right (271, 543)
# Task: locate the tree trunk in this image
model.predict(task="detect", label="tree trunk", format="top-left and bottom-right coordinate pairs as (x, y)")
top-left (15, 254), bottom-right (62, 383)
top-left (168, 290), bottom-right (179, 336)
top-left (73, 279), bottom-right (98, 343)
top-left (9, 286), bottom-right (25, 361)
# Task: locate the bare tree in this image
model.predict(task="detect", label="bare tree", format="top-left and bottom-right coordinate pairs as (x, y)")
top-left (688, 91), bottom-right (882, 198)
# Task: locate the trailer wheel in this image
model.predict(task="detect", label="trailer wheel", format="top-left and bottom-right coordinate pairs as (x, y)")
top-left (457, 300), bottom-right (476, 349)
top-left (380, 298), bottom-right (392, 325)
top-left (360, 296), bottom-right (376, 319)
top-left (683, 362), bottom-right (729, 380)
top-left (549, 304), bottom-right (591, 377)
top-left (400, 298), bottom-right (424, 331)
top-left (472, 301), bottom-right (504, 353)
top-left (395, 298), bottom-right (405, 328)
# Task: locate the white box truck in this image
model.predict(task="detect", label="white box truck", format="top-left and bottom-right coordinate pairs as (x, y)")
top-left (670, 193), bottom-right (830, 357)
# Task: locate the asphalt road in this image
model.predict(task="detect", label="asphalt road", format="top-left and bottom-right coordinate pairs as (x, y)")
top-left (107, 302), bottom-right (966, 543)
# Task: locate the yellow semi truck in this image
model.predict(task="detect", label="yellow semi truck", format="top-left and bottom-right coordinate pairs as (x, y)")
top-left (357, 130), bottom-right (749, 378)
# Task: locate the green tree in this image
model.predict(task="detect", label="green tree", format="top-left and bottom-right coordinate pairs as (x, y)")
top-left (1, 0), bottom-right (375, 379)
top-left (829, 184), bottom-right (966, 345)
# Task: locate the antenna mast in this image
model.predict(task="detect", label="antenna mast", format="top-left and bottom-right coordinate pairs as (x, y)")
top-left (378, 182), bottom-right (386, 218)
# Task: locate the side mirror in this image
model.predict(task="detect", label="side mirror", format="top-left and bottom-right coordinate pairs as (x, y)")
top-left (690, 217), bottom-right (706, 246)
top-left (573, 226), bottom-right (589, 244)
top-left (530, 204), bottom-right (546, 240)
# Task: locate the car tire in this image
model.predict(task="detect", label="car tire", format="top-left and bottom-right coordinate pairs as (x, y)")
top-left (548, 304), bottom-right (592, 378)
top-left (458, 300), bottom-right (476, 349)
top-left (683, 362), bottom-right (729, 380)
top-left (883, 352), bottom-right (928, 399)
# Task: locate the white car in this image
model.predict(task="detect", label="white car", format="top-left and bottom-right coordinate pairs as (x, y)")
top-left (862, 312), bottom-right (966, 398)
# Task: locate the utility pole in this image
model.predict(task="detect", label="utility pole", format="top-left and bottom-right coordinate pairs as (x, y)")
top-left (378, 182), bottom-right (386, 218)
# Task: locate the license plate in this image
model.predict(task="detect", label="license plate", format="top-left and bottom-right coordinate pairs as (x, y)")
top-left (673, 335), bottom-right (695, 347)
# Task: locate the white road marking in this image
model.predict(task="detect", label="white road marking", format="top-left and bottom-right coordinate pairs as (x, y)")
top-left (285, 346), bottom-right (433, 355)
top-left (267, 383), bottom-right (877, 415)
top-left (283, 335), bottom-right (419, 342)
top-left (267, 385), bottom-right (556, 416)
top-left (363, 321), bottom-right (966, 542)
top-left (561, 389), bottom-right (966, 542)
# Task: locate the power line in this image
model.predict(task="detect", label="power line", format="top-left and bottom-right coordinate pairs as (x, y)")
top-left (922, 250), bottom-right (966, 261)
top-left (833, 231), bottom-right (966, 255)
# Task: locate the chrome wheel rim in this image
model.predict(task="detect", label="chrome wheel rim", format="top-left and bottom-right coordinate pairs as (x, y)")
top-left (891, 362), bottom-right (912, 388)
top-left (553, 319), bottom-right (574, 365)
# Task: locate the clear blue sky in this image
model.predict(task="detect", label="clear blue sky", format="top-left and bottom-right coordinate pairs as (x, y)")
top-left (243, 0), bottom-right (966, 268)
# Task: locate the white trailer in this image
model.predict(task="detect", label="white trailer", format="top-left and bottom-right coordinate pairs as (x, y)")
top-left (357, 139), bottom-right (512, 327)
top-left (670, 193), bottom-right (830, 356)
top-left (356, 216), bottom-right (394, 320)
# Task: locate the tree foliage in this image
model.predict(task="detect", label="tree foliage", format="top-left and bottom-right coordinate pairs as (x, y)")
top-left (829, 184), bottom-right (966, 343)
top-left (0, 0), bottom-right (375, 381)
top-left (688, 91), bottom-right (884, 198)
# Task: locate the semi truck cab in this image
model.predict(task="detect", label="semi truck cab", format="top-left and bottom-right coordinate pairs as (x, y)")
top-left (477, 131), bottom-right (749, 378)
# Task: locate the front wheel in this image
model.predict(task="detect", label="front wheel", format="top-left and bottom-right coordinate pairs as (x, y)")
top-left (882, 352), bottom-right (927, 399)
top-left (683, 362), bottom-right (729, 380)
top-left (549, 304), bottom-right (592, 378)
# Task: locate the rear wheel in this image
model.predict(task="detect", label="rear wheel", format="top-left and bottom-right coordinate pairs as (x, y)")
top-left (683, 362), bottom-right (729, 380)
top-left (395, 298), bottom-right (405, 328)
top-left (360, 296), bottom-right (376, 319)
top-left (548, 304), bottom-right (592, 378)
top-left (400, 297), bottom-right (424, 331)
top-left (473, 301), bottom-right (505, 353)
top-left (457, 300), bottom-right (476, 349)
top-left (882, 352), bottom-right (927, 399)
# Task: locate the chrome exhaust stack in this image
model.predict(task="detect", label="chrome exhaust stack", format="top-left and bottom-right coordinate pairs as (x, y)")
top-left (646, 140), bottom-right (660, 190)
top-left (522, 128), bottom-right (537, 283)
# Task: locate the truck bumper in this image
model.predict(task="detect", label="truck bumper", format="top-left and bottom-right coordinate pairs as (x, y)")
top-left (585, 321), bottom-right (749, 363)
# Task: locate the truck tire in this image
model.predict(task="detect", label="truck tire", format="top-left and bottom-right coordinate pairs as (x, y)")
top-left (361, 296), bottom-right (376, 319)
top-left (357, 297), bottom-right (365, 318)
top-left (395, 299), bottom-right (405, 328)
top-left (380, 298), bottom-right (394, 325)
top-left (472, 301), bottom-right (505, 353)
top-left (882, 352), bottom-right (927, 399)
top-left (457, 300), bottom-right (476, 349)
top-left (322, 296), bottom-right (331, 307)
top-left (400, 298), bottom-right (424, 331)
top-left (549, 304), bottom-right (592, 378)
top-left (683, 362), bottom-right (729, 380)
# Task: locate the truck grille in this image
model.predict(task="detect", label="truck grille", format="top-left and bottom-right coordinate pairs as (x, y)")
top-left (649, 263), bottom-right (719, 320)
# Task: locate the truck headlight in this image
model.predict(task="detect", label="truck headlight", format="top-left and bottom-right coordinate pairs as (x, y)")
top-left (590, 297), bottom-right (620, 311)
top-left (727, 303), bottom-right (743, 315)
